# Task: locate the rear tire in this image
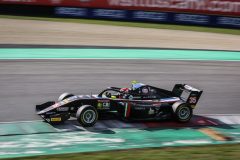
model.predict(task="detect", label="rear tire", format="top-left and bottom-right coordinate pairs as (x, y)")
top-left (58, 93), bottom-right (74, 101)
top-left (174, 104), bottom-right (192, 122)
top-left (76, 105), bottom-right (98, 127)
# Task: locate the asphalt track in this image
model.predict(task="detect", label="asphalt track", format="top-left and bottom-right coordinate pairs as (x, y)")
top-left (0, 59), bottom-right (239, 122)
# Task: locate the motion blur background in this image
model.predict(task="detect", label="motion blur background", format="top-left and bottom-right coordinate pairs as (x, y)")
top-left (0, 1), bottom-right (240, 160)
top-left (0, 0), bottom-right (240, 28)
top-left (0, 0), bottom-right (240, 29)
top-left (0, 0), bottom-right (239, 121)
top-left (0, 0), bottom-right (240, 51)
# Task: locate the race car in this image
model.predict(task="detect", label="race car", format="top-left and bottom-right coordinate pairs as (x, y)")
top-left (36, 81), bottom-right (203, 127)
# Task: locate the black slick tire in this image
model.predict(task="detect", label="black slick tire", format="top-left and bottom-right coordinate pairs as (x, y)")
top-left (174, 104), bottom-right (192, 122)
top-left (76, 105), bottom-right (98, 127)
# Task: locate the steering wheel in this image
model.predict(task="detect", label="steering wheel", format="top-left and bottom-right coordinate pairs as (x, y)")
top-left (105, 92), bottom-right (112, 98)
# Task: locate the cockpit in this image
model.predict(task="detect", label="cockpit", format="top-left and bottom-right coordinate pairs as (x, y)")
top-left (99, 89), bottom-right (121, 99)
top-left (98, 81), bottom-right (168, 100)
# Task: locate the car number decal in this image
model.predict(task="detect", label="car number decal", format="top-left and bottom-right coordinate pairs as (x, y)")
top-left (189, 97), bottom-right (197, 104)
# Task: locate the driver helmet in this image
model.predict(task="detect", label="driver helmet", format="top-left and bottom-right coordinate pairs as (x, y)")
top-left (131, 80), bottom-right (145, 90)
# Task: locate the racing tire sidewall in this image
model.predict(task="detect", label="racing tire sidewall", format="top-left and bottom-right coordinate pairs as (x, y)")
top-left (58, 93), bottom-right (74, 101)
top-left (76, 105), bottom-right (98, 127)
top-left (175, 105), bottom-right (192, 122)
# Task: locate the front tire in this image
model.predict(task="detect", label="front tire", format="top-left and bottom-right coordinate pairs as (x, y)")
top-left (76, 105), bottom-right (98, 127)
top-left (174, 104), bottom-right (192, 122)
top-left (58, 93), bottom-right (74, 101)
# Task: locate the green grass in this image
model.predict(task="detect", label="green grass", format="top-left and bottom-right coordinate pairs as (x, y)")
top-left (3, 144), bottom-right (240, 160)
top-left (1, 15), bottom-right (240, 35)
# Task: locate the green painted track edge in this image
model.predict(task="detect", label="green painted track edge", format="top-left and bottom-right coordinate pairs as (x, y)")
top-left (0, 48), bottom-right (240, 61)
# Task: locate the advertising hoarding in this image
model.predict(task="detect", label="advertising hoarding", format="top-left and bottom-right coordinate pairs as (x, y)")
top-left (55, 7), bottom-right (240, 28)
top-left (0, 0), bottom-right (240, 17)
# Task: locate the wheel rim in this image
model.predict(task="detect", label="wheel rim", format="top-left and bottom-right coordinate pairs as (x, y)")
top-left (178, 106), bottom-right (190, 120)
top-left (82, 110), bottom-right (96, 124)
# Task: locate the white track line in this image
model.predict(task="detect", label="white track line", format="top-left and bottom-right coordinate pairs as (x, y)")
top-left (0, 120), bottom-right (42, 124)
top-left (0, 114), bottom-right (240, 124)
top-left (199, 114), bottom-right (240, 116)
top-left (0, 58), bottom-right (240, 61)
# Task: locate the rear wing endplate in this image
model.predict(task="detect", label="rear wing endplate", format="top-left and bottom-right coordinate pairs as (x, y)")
top-left (172, 84), bottom-right (203, 105)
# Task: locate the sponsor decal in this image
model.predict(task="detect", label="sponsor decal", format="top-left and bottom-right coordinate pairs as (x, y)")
top-left (54, 7), bottom-right (240, 28)
top-left (55, 7), bottom-right (88, 17)
top-left (217, 17), bottom-right (240, 27)
top-left (57, 107), bottom-right (69, 111)
top-left (132, 102), bottom-right (156, 107)
top-left (97, 100), bottom-right (110, 109)
top-left (148, 108), bottom-right (155, 115)
top-left (107, 0), bottom-right (240, 16)
top-left (175, 14), bottom-right (209, 24)
top-left (1, 0), bottom-right (239, 16)
top-left (128, 95), bottom-right (133, 100)
top-left (142, 87), bottom-right (149, 94)
top-left (144, 95), bottom-right (157, 99)
top-left (50, 117), bottom-right (61, 122)
top-left (181, 90), bottom-right (190, 101)
top-left (133, 11), bottom-right (168, 21)
top-left (97, 103), bottom-right (102, 108)
top-left (93, 9), bottom-right (126, 19)
top-left (98, 100), bottom-right (110, 103)
top-left (133, 96), bottom-right (141, 99)
top-left (160, 97), bottom-right (180, 103)
top-left (134, 106), bottom-right (145, 110)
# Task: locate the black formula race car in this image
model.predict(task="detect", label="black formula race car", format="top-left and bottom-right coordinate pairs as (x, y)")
top-left (36, 82), bottom-right (202, 127)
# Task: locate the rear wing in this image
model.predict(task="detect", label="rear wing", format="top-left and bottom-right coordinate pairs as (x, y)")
top-left (172, 84), bottom-right (203, 105)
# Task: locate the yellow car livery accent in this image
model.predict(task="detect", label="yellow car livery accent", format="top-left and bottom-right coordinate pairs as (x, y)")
top-left (51, 117), bottom-right (61, 122)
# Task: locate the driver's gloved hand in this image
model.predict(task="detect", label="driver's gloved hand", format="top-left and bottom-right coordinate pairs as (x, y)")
top-left (106, 92), bottom-right (111, 98)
